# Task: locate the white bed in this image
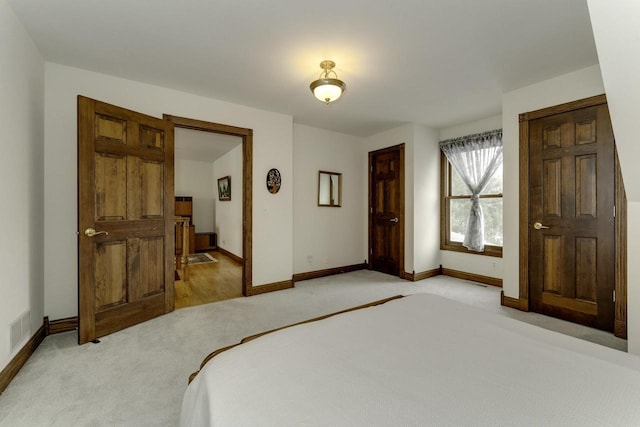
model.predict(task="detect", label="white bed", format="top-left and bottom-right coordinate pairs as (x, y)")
top-left (181, 293), bottom-right (640, 426)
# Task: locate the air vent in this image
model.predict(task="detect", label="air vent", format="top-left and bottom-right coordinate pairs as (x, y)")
top-left (9, 310), bottom-right (30, 354)
top-left (465, 280), bottom-right (488, 288)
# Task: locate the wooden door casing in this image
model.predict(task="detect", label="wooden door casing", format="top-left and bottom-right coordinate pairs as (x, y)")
top-left (369, 144), bottom-right (404, 277)
top-left (162, 114), bottom-right (260, 296)
top-left (78, 96), bottom-right (175, 344)
top-left (527, 101), bottom-right (615, 331)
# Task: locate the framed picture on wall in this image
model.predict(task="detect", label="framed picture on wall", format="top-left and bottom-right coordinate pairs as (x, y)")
top-left (218, 176), bottom-right (231, 201)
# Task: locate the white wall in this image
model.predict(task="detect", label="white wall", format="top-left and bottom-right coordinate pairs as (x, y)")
top-left (588, 0), bottom-right (640, 201)
top-left (587, 0), bottom-right (640, 354)
top-left (627, 203), bottom-right (640, 355)
top-left (411, 124), bottom-right (441, 274)
top-left (0, 0), bottom-right (44, 370)
top-left (363, 124), bottom-right (415, 272)
top-left (363, 123), bottom-right (441, 275)
top-left (293, 124), bottom-right (366, 273)
top-left (501, 65), bottom-right (604, 299)
top-left (44, 63), bottom-right (293, 319)
top-left (213, 145), bottom-right (243, 258)
top-left (439, 115), bottom-right (504, 278)
top-left (175, 159), bottom-right (215, 233)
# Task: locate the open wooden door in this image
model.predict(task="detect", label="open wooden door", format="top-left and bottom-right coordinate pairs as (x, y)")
top-left (78, 96), bottom-right (175, 344)
top-left (527, 98), bottom-right (615, 331)
top-left (369, 144), bottom-right (404, 276)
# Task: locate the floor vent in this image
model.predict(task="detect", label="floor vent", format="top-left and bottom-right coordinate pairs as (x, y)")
top-left (465, 280), bottom-right (488, 288)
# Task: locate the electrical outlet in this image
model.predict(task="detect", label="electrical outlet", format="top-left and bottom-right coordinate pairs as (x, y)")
top-left (307, 255), bottom-right (313, 264)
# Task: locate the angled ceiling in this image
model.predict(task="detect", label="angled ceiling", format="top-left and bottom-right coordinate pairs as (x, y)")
top-left (175, 128), bottom-right (241, 162)
top-left (8, 0), bottom-right (598, 136)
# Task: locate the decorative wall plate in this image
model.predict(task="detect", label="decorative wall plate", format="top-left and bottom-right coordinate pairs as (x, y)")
top-left (266, 168), bottom-right (281, 194)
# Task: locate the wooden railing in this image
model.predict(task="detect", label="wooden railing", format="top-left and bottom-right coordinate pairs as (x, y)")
top-left (175, 216), bottom-right (190, 281)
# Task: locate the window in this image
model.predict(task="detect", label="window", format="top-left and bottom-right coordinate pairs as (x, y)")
top-left (440, 130), bottom-right (503, 257)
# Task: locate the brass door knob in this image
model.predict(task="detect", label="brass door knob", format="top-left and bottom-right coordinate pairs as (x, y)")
top-left (84, 227), bottom-right (109, 237)
top-left (533, 222), bottom-right (549, 230)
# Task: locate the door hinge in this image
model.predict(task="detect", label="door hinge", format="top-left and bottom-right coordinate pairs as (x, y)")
top-left (613, 206), bottom-right (616, 218)
top-left (370, 248), bottom-right (373, 255)
top-left (613, 289), bottom-right (616, 303)
top-left (370, 207), bottom-right (373, 214)
top-left (370, 165), bottom-right (373, 172)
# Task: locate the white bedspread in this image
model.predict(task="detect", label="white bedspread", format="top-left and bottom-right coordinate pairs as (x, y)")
top-left (181, 293), bottom-right (640, 426)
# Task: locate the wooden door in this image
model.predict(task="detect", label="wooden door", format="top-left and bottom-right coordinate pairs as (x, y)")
top-left (369, 144), bottom-right (404, 276)
top-left (78, 96), bottom-right (175, 344)
top-left (528, 102), bottom-right (615, 331)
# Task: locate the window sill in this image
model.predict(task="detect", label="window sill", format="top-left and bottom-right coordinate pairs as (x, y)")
top-left (441, 243), bottom-right (503, 258)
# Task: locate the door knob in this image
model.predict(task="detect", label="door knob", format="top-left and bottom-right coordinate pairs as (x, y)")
top-left (533, 222), bottom-right (549, 230)
top-left (84, 227), bottom-right (109, 237)
top-left (389, 217), bottom-right (399, 223)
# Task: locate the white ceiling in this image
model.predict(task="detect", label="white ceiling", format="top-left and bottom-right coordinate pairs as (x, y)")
top-left (8, 0), bottom-right (598, 137)
top-left (175, 128), bottom-right (241, 162)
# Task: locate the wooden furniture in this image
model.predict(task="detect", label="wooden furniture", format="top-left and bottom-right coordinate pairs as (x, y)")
top-left (176, 196), bottom-right (216, 254)
top-left (175, 196), bottom-right (193, 217)
top-left (175, 223), bottom-right (195, 257)
top-left (174, 197), bottom-right (217, 283)
top-left (195, 232), bottom-right (217, 252)
top-left (175, 217), bottom-right (191, 281)
top-left (175, 196), bottom-right (195, 255)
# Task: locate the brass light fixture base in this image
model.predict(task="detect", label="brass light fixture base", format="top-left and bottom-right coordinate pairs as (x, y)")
top-left (319, 60), bottom-right (336, 71)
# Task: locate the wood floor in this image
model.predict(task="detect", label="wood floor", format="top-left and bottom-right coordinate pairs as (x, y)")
top-left (174, 250), bottom-right (242, 309)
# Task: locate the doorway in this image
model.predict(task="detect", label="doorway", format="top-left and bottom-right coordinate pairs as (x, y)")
top-left (164, 115), bottom-right (253, 300)
top-left (368, 144), bottom-right (405, 277)
top-left (173, 127), bottom-right (243, 308)
top-left (519, 95), bottom-right (627, 337)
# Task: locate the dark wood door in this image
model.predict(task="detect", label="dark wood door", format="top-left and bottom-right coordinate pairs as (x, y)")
top-left (78, 96), bottom-right (175, 344)
top-left (369, 145), bottom-right (404, 276)
top-left (528, 102), bottom-right (615, 331)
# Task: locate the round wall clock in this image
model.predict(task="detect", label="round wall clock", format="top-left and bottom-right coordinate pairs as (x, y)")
top-left (266, 168), bottom-right (281, 194)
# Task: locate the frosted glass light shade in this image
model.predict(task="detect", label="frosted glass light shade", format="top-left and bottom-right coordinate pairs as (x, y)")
top-left (310, 60), bottom-right (347, 104)
top-left (310, 78), bottom-right (346, 104)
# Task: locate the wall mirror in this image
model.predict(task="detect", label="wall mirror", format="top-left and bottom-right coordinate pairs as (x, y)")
top-left (318, 171), bottom-right (342, 207)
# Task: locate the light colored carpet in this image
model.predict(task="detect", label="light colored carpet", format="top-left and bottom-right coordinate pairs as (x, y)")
top-left (0, 271), bottom-right (628, 426)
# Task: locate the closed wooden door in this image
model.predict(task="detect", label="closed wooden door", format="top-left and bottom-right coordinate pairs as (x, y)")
top-left (78, 96), bottom-right (175, 344)
top-left (369, 145), bottom-right (404, 276)
top-left (528, 102), bottom-right (615, 331)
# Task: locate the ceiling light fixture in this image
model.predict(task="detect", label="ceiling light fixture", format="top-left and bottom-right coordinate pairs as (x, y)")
top-left (309, 60), bottom-right (346, 104)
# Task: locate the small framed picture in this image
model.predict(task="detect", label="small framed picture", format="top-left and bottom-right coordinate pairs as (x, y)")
top-left (217, 176), bottom-right (231, 201)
